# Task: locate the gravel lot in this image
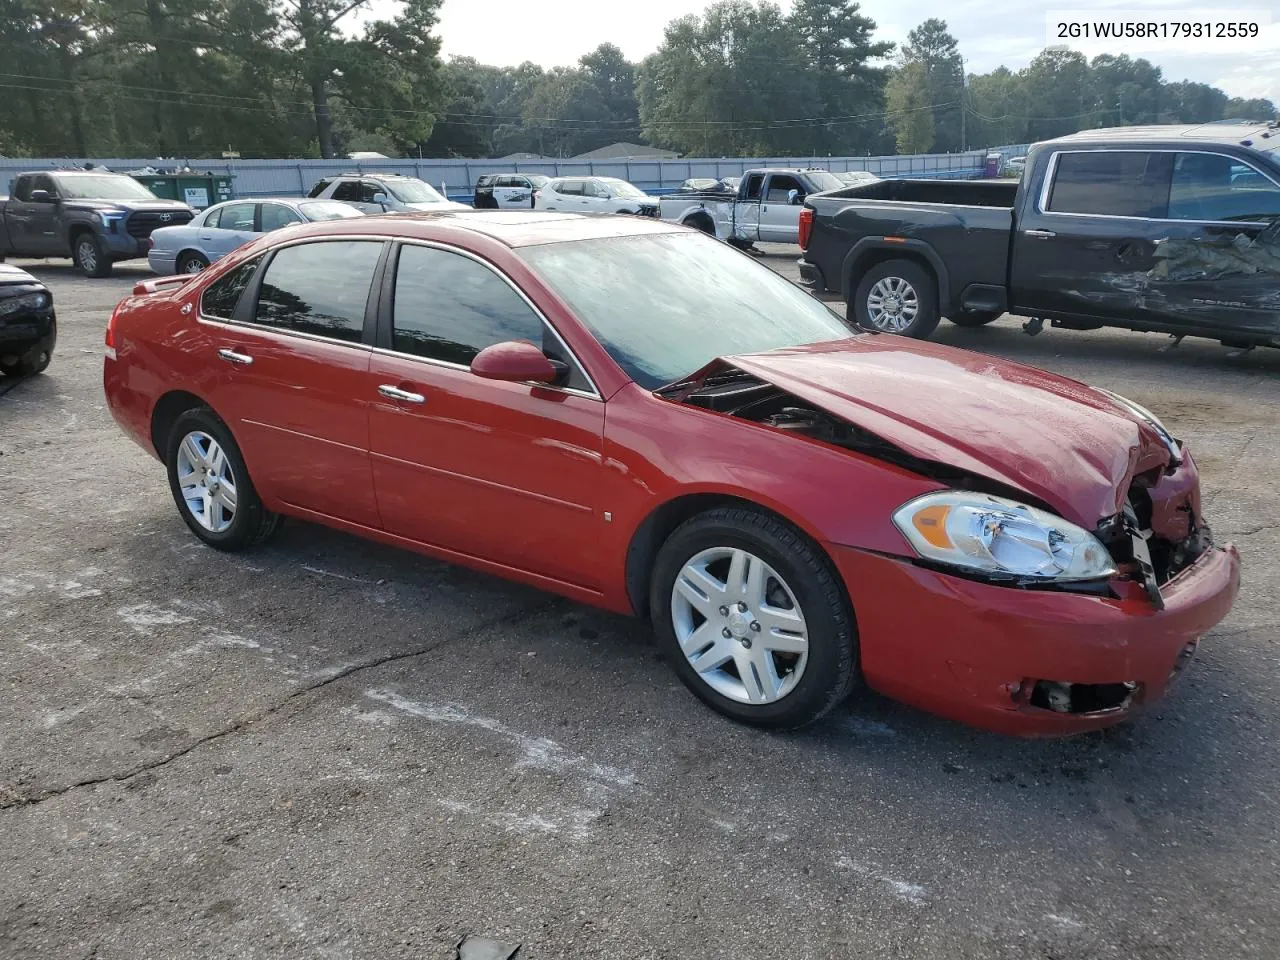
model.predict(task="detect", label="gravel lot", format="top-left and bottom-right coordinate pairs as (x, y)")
top-left (2, 249), bottom-right (1278, 960)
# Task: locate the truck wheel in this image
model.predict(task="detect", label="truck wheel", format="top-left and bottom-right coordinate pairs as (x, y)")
top-left (851, 259), bottom-right (939, 338)
top-left (74, 234), bottom-right (113, 278)
top-left (683, 215), bottom-right (715, 235)
top-left (947, 310), bottom-right (1000, 328)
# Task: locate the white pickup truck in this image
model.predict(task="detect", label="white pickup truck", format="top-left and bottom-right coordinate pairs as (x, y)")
top-left (658, 167), bottom-right (845, 247)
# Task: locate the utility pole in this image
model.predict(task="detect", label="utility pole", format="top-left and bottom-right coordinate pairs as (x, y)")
top-left (959, 55), bottom-right (967, 151)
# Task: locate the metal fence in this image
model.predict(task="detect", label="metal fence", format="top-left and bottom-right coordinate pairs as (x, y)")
top-left (1, 147), bottom-right (1030, 203)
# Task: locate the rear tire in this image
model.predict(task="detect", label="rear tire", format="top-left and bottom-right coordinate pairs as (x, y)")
top-left (177, 251), bottom-right (209, 275)
top-left (850, 259), bottom-right (939, 338)
top-left (74, 233), bottom-right (112, 278)
top-left (650, 506), bottom-right (857, 729)
top-left (165, 407), bottom-right (281, 552)
top-left (947, 310), bottom-right (1000, 328)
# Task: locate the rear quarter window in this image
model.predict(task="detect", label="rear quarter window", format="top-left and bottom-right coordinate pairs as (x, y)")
top-left (200, 256), bottom-right (262, 321)
top-left (253, 240), bottom-right (382, 343)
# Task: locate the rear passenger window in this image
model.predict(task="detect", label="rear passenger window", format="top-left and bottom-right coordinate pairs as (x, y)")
top-left (201, 256), bottom-right (262, 321)
top-left (330, 181), bottom-right (360, 202)
top-left (260, 204), bottom-right (303, 232)
top-left (557, 180), bottom-right (583, 196)
top-left (392, 245), bottom-right (590, 390)
top-left (1046, 151), bottom-right (1172, 218)
top-left (1168, 153), bottom-right (1280, 222)
top-left (254, 241), bottom-right (382, 343)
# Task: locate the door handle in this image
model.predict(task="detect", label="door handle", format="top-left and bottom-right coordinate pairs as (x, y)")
top-left (378, 384), bottom-right (425, 404)
top-left (217, 348), bottom-right (253, 365)
top-left (1024, 229), bottom-right (1056, 239)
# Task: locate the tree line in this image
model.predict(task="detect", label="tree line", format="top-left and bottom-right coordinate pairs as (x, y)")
top-left (1, 0), bottom-right (1275, 161)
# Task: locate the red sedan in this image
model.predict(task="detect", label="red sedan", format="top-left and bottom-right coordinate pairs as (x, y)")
top-left (103, 212), bottom-right (1240, 735)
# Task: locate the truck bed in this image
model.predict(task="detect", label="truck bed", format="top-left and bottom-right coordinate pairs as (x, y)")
top-left (803, 179), bottom-right (1018, 302)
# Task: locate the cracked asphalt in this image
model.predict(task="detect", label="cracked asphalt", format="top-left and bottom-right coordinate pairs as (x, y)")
top-left (1, 250), bottom-right (1278, 960)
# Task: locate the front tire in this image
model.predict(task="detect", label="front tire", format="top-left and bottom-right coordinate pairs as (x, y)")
top-left (74, 233), bottom-right (112, 278)
top-left (165, 407), bottom-right (281, 551)
top-left (850, 259), bottom-right (939, 338)
top-left (650, 506), bottom-right (857, 729)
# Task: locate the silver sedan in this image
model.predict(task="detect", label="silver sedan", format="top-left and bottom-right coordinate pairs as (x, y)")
top-left (147, 197), bottom-right (363, 275)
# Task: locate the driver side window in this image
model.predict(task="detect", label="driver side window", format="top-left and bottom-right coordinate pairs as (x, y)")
top-left (765, 175), bottom-right (804, 203)
top-left (391, 244), bottom-right (590, 390)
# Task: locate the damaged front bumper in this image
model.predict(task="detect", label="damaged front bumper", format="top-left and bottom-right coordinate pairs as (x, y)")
top-left (830, 539), bottom-right (1240, 737)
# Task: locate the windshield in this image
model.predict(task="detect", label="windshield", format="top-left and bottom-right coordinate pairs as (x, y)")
top-left (54, 175), bottom-right (158, 201)
top-left (386, 179), bottom-right (448, 204)
top-left (601, 179), bottom-right (648, 199)
top-left (528, 175), bottom-right (549, 187)
top-left (299, 200), bottom-right (364, 221)
top-left (804, 170), bottom-right (844, 192)
top-left (520, 232), bottom-right (853, 389)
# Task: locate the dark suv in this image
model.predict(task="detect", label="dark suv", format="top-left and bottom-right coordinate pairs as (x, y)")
top-left (0, 171), bottom-right (194, 277)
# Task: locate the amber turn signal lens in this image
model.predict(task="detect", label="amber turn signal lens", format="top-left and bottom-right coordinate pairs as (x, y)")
top-left (911, 504), bottom-right (952, 549)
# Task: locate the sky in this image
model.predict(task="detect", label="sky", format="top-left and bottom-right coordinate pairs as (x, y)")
top-left (430, 0), bottom-right (1279, 101)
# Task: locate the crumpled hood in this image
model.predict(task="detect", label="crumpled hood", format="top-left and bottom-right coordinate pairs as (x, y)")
top-left (725, 337), bottom-right (1172, 527)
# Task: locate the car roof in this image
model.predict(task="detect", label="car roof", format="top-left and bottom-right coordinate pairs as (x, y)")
top-left (276, 210), bottom-right (685, 249)
top-left (1045, 122), bottom-right (1280, 149)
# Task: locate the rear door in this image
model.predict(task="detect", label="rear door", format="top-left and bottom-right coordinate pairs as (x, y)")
top-left (1012, 150), bottom-right (1172, 323)
top-left (201, 201), bottom-right (259, 261)
top-left (758, 173), bottom-right (806, 242)
top-left (734, 173), bottom-right (765, 242)
top-left (198, 239), bottom-right (387, 528)
top-left (367, 241), bottom-right (605, 589)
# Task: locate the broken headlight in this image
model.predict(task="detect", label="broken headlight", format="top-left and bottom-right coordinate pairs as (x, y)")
top-left (892, 492), bottom-right (1117, 582)
top-left (0, 292), bottom-right (49, 316)
top-left (1097, 389), bottom-right (1181, 466)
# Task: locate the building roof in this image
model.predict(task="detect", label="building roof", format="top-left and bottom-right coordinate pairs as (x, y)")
top-left (569, 142), bottom-right (680, 161)
top-left (495, 152), bottom-right (546, 161)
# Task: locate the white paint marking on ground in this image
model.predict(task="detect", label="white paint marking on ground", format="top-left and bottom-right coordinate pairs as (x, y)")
top-left (835, 856), bottom-right (928, 905)
top-left (366, 689), bottom-right (638, 791)
top-left (438, 798), bottom-right (562, 836)
top-left (886, 879), bottom-right (929, 905)
top-left (117, 602), bottom-right (197, 632)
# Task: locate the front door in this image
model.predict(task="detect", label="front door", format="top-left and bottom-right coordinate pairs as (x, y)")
top-left (494, 177), bottom-right (533, 209)
top-left (734, 173), bottom-right (765, 242)
top-left (25, 175), bottom-right (64, 255)
top-left (367, 242), bottom-right (605, 590)
top-left (195, 239), bottom-right (386, 528)
top-left (758, 173), bottom-right (805, 243)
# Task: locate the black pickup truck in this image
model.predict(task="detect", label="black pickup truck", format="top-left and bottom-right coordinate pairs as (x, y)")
top-left (799, 123), bottom-right (1280, 350)
top-left (0, 170), bottom-right (194, 277)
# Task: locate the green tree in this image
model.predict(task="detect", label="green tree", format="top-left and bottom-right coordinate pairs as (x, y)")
top-left (885, 61), bottom-right (934, 153)
top-left (579, 43), bottom-right (639, 132)
top-left (1159, 81), bottom-right (1228, 123)
top-left (1021, 48), bottom-right (1090, 141)
top-left (901, 19), bottom-right (963, 151)
top-left (1224, 97), bottom-right (1278, 121)
top-left (966, 66), bottom-right (1027, 146)
top-left (787, 0), bottom-right (892, 154)
top-left (522, 67), bottom-right (611, 157)
top-left (1089, 55), bottom-right (1163, 127)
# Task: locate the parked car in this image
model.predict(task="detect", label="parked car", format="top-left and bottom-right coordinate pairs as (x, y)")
top-left (307, 174), bottom-right (470, 214)
top-left (148, 198), bottom-right (363, 275)
top-left (474, 173), bottom-right (550, 209)
top-left (800, 123), bottom-right (1280, 346)
top-left (659, 167), bottom-right (844, 247)
top-left (534, 177), bottom-right (657, 216)
top-left (835, 171), bottom-right (880, 187)
top-left (0, 170), bottom-right (194, 277)
top-left (103, 211), bottom-right (1238, 736)
top-left (0, 264), bottom-right (55, 377)
top-left (1005, 156), bottom-right (1027, 176)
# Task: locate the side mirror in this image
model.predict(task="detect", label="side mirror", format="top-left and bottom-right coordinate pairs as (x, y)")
top-left (788, 189), bottom-right (803, 205)
top-left (29, 189), bottom-right (54, 203)
top-left (371, 192), bottom-right (388, 208)
top-left (470, 340), bottom-right (559, 384)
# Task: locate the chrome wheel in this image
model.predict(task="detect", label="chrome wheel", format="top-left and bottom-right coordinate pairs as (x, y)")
top-left (181, 257), bottom-right (207, 274)
top-left (865, 276), bottom-right (919, 332)
top-left (174, 431), bottom-right (238, 533)
top-left (670, 547), bottom-right (809, 704)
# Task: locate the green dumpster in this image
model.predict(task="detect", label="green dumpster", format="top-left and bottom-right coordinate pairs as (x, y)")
top-left (129, 173), bottom-right (234, 210)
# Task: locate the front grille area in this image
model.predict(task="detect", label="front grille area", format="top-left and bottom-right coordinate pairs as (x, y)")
top-left (638, 203), bottom-right (659, 217)
top-left (126, 211), bottom-right (193, 238)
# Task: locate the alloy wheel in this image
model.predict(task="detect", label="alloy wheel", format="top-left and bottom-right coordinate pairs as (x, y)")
top-left (670, 546), bottom-right (809, 704)
top-left (866, 276), bottom-right (919, 332)
top-left (175, 430), bottom-right (238, 533)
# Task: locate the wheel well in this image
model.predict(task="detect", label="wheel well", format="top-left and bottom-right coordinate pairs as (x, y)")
top-left (150, 390), bottom-right (209, 456)
top-left (625, 493), bottom-right (803, 618)
top-left (67, 224), bottom-right (95, 250)
top-left (176, 248), bottom-right (206, 266)
top-left (682, 212), bottom-right (715, 234)
top-left (847, 250), bottom-right (938, 307)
